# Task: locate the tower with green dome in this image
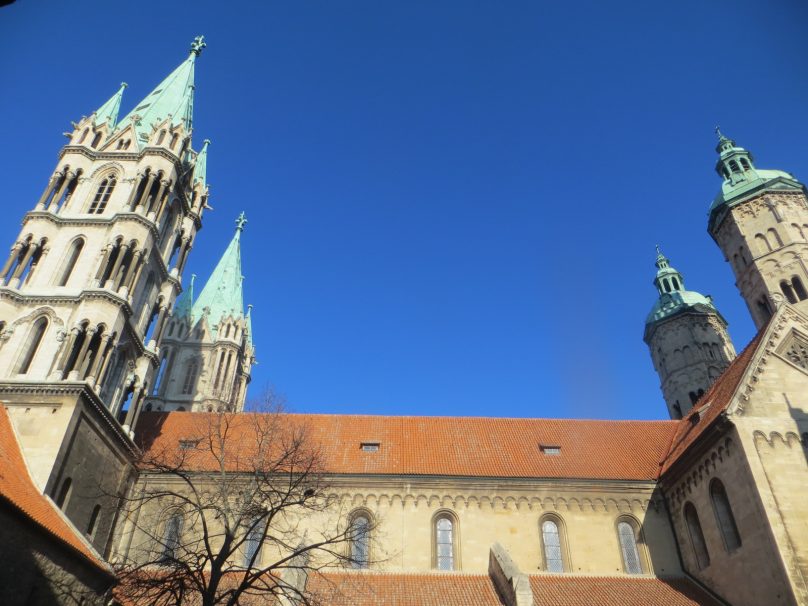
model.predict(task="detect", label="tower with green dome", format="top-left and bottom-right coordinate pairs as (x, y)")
top-left (644, 248), bottom-right (736, 419)
top-left (708, 130), bottom-right (808, 327)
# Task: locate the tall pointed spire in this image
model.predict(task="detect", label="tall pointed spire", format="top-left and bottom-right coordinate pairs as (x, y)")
top-left (191, 213), bottom-right (247, 329)
top-left (93, 82), bottom-right (127, 129)
top-left (116, 36), bottom-right (205, 142)
top-left (174, 274), bottom-right (196, 318)
top-left (194, 139), bottom-right (211, 189)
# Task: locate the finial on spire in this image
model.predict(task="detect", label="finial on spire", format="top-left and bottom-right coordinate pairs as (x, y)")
top-left (715, 125), bottom-right (723, 139)
top-left (121, 82), bottom-right (128, 89)
top-left (190, 35), bottom-right (207, 57)
top-left (656, 244), bottom-right (663, 256)
top-left (236, 212), bottom-right (248, 232)
top-left (190, 273), bottom-right (196, 287)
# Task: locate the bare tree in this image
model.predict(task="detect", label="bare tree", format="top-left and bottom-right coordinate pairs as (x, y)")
top-left (113, 397), bottom-right (376, 606)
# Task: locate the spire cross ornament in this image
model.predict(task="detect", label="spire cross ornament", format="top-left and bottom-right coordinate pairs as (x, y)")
top-left (236, 212), bottom-right (248, 232)
top-left (190, 35), bottom-right (207, 57)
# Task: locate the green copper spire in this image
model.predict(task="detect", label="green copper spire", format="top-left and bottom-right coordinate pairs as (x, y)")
top-left (191, 213), bottom-right (247, 329)
top-left (646, 247), bottom-right (717, 325)
top-left (708, 128), bottom-right (802, 233)
top-left (117, 36), bottom-right (206, 142)
top-left (93, 82), bottom-right (127, 129)
top-left (174, 274), bottom-right (196, 318)
top-left (194, 139), bottom-right (211, 189)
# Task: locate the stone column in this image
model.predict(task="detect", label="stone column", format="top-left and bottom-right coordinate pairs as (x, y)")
top-left (68, 327), bottom-right (94, 380)
top-left (94, 339), bottom-right (116, 390)
top-left (130, 386), bottom-right (149, 431)
top-left (175, 236), bottom-right (192, 273)
top-left (87, 332), bottom-right (112, 386)
top-left (11, 243), bottom-right (38, 288)
top-left (135, 173), bottom-right (157, 213)
top-left (52, 326), bottom-right (81, 379)
top-left (123, 383), bottom-right (143, 428)
top-left (0, 243), bottom-right (24, 282)
top-left (120, 250), bottom-right (144, 294)
top-left (150, 179), bottom-right (170, 216)
top-left (35, 175), bottom-right (61, 210)
top-left (105, 244), bottom-right (129, 289)
top-left (48, 171), bottom-right (76, 211)
top-left (149, 304), bottom-right (169, 347)
top-left (127, 256), bottom-right (147, 303)
top-left (94, 244), bottom-right (114, 286)
top-left (126, 173), bottom-right (145, 210)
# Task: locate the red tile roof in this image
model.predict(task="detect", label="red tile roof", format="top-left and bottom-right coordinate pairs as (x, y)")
top-left (304, 571), bottom-right (724, 605)
top-left (661, 329), bottom-right (764, 475)
top-left (137, 413), bottom-right (680, 481)
top-left (0, 405), bottom-right (111, 574)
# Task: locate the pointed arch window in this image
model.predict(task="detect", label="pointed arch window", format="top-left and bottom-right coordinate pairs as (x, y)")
top-left (89, 176), bottom-right (116, 214)
top-left (616, 518), bottom-right (645, 574)
top-left (182, 358), bottom-right (199, 394)
top-left (17, 317), bottom-right (48, 375)
top-left (710, 480), bottom-right (741, 552)
top-left (684, 502), bottom-right (710, 569)
top-left (90, 132), bottom-right (103, 149)
top-left (56, 238), bottom-right (85, 287)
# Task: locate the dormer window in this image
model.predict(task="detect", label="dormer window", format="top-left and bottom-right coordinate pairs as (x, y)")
top-left (179, 439), bottom-right (201, 450)
top-left (360, 442), bottom-right (380, 452)
top-left (540, 445), bottom-right (561, 456)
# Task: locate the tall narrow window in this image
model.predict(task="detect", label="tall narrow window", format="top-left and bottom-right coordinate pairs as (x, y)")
top-left (540, 517), bottom-right (565, 573)
top-left (349, 513), bottom-right (370, 569)
top-left (755, 233), bottom-right (772, 254)
top-left (57, 238), bottom-right (84, 286)
top-left (710, 480), bottom-right (741, 552)
top-left (90, 132), bottom-right (102, 148)
top-left (55, 477), bottom-right (72, 509)
top-left (89, 177), bottom-right (116, 214)
top-left (782, 281), bottom-right (798, 304)
top-left (87, 505), bottom-right (101, 540)
top-left (684, 503), bottom-right (710, 569)
top-left (152, 352), bottom-right (170, 395)
top-left (434, 513), bottom-right (456, 571)
top-left (793, 277), bottom-right (808, 301)
top-left (161, 512), bottom-right (183, 563)
top-left (182, 358), bottom-right (199, 394)
top-left (243, 518), bottom-right (264, 567)
top-left (768, 228), bottom-right (783, 247)
top-left (18, 317), bottom-right (48, 375)
top-left (617, 520), bottom-right (643, 574)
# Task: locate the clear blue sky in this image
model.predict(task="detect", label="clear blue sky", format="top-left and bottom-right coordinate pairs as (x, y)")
top-left (1, 1), bottom-right (807, 420)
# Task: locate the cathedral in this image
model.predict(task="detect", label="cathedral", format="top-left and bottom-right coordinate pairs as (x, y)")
top-left (0, 39), bottom-right (806, 606)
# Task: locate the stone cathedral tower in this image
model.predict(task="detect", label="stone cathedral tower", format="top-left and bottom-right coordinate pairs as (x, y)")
top-left (644, 249), bottom-right (736, 419)
top-left (708, 129), bottom-right (808, 327)
top-left (0, 38), bottom-right (212, 554)
top-left (144, 212), bottom-right (255, 413)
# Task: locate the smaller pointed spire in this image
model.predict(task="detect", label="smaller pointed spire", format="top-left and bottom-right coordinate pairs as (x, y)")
top-left (174, 273), bottom-right (196, 318)
top-left (193, 139), bottom-right (211, 188)
top-left (191, 215), bottom-right (247, 328)
top-left (93, 82), bottom-right (127, 129)
top-left (236, 211), bottom-right (247, 232)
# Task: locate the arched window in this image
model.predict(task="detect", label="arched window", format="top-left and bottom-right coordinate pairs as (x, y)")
top-left (56, 238), bottom-right (85, 287)
top-left (87, 505), bottom-right (101, 539)
top-left (740, 158), bottom-right (751, 170)
top-left (160, 511), bottom-right (183, 563)
top-left (782, 281), bottom-right (798, 304)
top-left (55, 477), bottom-right (72, 509)
top-left (243, 518), bottom-right (264, 567)
top-left (90, 132), bottom-right (103, 149)
top-left (433, 512), bottom-right (458, 571)
top-left (793, 277), bottom-right (808, 301)
top-left (17, 317), bottom-right (48, 374)
top-left (349, 512), bottom-right (371, 569)
top-left (78, 129), bottom-right (89, 144)
top-left (671, 276), bottom-right (680, 290)
top-left (89, 177), bottom-right (116, 214)
top-left (755, 233), bottom-right (772, 254)
top-left (182, 358), bottom-right (199, 394)
top-left (684, 503), bottom-right (710, 569)
top-left (768, 228), bottom-right (783, 247)
top-left (792, 224), bottom-right (806, 241)
top-left (616, 519), bottom-right (644, 574)
top-left (170, 133), bottom-right (179, 150)
top-left (728, 160), bottom-right (740, 173)
top-left (710, 480), bottom-right (741, 552)
top-left (758, 296), bottom-right (773, 322)
top-left (156, 130), bottom-right (167, 146)
top-left (663, 278), bottom-right (670, 292)
top-left (540, 515), bottom-right (567, 573)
